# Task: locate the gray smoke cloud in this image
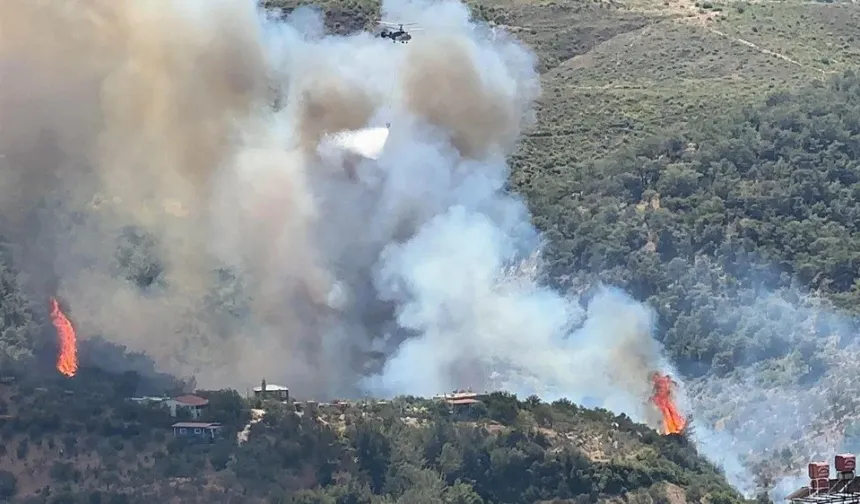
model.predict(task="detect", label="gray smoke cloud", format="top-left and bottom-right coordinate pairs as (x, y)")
top-left (0, 0), bottom-right (678, 433)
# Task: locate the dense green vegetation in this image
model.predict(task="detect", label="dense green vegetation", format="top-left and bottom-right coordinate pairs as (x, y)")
top-left (527, 71), bottom-right (860, 376)
top-left (0, 370), bottom-right (747, 503)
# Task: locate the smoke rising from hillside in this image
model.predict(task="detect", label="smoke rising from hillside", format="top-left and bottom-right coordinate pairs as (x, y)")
top-left (17, 0), bottom-right (849, 496)
top-left (685, 282), bottom-right (860, 499)
top-left (0, 0), bottom-right (678, 427)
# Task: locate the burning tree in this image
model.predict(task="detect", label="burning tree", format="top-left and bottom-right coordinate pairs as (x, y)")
top-left (49, 298), bottom-right (77, 378)
top-left (651, 372), bottom-right (687, 435)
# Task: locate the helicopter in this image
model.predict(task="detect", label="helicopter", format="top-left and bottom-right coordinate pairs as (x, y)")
top-left (378, 21), bottom-right (423, 43)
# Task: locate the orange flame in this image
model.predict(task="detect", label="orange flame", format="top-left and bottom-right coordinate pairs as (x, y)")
top-left (651, 372), bottom-right (686, 435)
top-left (50, 298), bottom-right (78, 378)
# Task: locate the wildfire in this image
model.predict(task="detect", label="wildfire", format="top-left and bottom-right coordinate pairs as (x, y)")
top-left (651, 372), bottom-right (686, 435)
top-left (50, 297), bottom-right (78, 377)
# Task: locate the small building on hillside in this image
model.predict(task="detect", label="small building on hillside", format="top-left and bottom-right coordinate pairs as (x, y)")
top-left (129, 396), bottom-right (167, 406)
top-left (433, 389), bottom-right (482, 401)
top-left (447, 397), bottom-right (482, 411)
top-left (434, 390), bottom-right (485, 413)
top-left (172, 422), bottom-right (222, 440)
top-left (164, 395), bottom-right (209, 419)
top-left (253, 380), bottom-right (289, 401)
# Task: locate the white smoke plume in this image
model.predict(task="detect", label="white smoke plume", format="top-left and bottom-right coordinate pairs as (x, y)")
top-left (662, 260), bottom-right (860, 499)
top-left (0, 0), bottom-right (678, 433)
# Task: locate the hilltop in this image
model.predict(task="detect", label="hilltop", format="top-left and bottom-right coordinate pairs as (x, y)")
top-left (0, 370), bottom-right (746, 503)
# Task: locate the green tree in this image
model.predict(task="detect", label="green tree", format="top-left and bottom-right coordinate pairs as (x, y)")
top-left (484, 392), bottom-right (519, 424)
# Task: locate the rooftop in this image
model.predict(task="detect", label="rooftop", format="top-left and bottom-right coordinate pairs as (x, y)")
top-left (435, 390), bottom-right (480, 400)
top-left (171, 395), bottom-right (209, 407)
top-left (788, 479), bottom-right (860, 502)
top-left (253, 384), bottom-right (289, 392)
top-left (172, 422), bottom-right (222, 429)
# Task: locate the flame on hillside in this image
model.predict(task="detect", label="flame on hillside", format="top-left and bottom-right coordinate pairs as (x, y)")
top-left (50, 298), bottom-right (78, 378)
top-left (651, 372), bottom-right (686, 435)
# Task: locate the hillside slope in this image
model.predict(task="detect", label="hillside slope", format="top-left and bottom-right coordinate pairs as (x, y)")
top-left (504, 0), bottom-right (860, 492)
top-left (263, 0), bottom-right (860, 492)
top-left (0, 373), bottom-right (745, 503)
top-left (1, 0), bottom-right (859, 500)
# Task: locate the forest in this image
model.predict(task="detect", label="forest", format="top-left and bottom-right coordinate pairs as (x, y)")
top-left (526, 71), bottom-right (860, 377)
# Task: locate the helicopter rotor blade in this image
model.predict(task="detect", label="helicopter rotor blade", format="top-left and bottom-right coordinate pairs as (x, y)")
top-left (380, 21), bottom-right (419, 26)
